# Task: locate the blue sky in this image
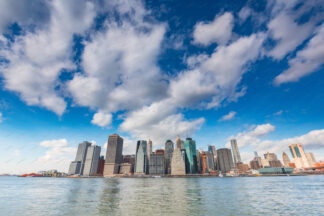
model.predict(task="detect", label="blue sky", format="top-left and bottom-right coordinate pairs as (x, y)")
top-left (0, 0), bottom-right (324, 174)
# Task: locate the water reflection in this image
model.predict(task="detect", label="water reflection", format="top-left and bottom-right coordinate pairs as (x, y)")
top-left (0, 176), bottom-right (324, 216)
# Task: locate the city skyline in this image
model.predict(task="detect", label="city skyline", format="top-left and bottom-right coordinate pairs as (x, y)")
top-left (1, 0), bottom-right (324, 174)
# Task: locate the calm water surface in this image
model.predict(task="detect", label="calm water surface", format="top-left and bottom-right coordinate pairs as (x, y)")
top-left (0, 176), bottom-right (323, 216)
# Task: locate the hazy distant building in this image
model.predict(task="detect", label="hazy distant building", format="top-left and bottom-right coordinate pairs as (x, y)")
top-left (135, 140), bottom-right (148, 174)
top-left (282, 152), bottom-right (291, 167)
top-left (305, 152), bottom-right (316, 167)
top-left (196, 150), bottom-right (202, 173)
top-left (104, 134), bottom-right (123, 176)
top-left (184, 138), bottom-right (197, 174)
top-left (149, 150), bottom-right (165, 175)
top-left (263, 152), bottom-right (282, 168)
top-left (83, 145), bottom-right (101, 176)
top-left (289, 144), bottom-right (311, 168)
top-left (250, 160), bottom-right (261, 170)
top-left (147, 139), bottom-right (153, 161)
top-left (165, 140), bottom-right (174, 174)
top-left (231, 139), bottom-right (242, 165)
top-left (217, 148), bottom-right (234, 173)
top-left (68, 141), bottom-right (91, 175)
top-left (176, 136), bottom-right (181, 149)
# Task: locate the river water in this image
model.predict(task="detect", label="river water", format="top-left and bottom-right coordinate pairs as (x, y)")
top-left (0, 175), bottom-right (323, 215)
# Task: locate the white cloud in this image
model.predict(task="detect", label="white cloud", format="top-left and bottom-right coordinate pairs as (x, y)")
top-left (228, 124), bottom-right (324, 162)
top-left (193, 12), bottom-right (234, 46)
top-left (0, 0), bottom-right (96, 115)
top-left (219, 111), bottom-right (236, 121)
top-left (37, 139), bottom-right (76, 171)
top-left (267, 12), bottom-right (314, 60)
top-left (91, 112), bottom-right (112, 127)
top-left (274, 23), bottom-right (324, 85)
top-left (238, 6), bottom-right (252, 22)
top-left (0, 112), bottom-right (2, 123)
top-left (68, 0), bottom-right (167, 116)
top-left (273, 110), bottom-right (283, 116)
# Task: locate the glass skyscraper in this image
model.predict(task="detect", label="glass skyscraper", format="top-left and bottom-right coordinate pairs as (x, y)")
top-left (230, 139), bottom-right (242, 165)
top-left (135, 140), bottom-right (148, 174)
top-left (184, 138), bottom-right (197, 174)
top-left (164, 140), bottom-right (174, 174)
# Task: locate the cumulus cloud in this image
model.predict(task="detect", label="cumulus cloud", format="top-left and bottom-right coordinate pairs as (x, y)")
top-left (274, 23), bottom-right (324, 85)
top-left (193, 12), bottom-right (234, 46)
top-left (219, 111), bottom-right (236, 121)
top-left (228, 124), bottom-right (324, 162)
top-left (91, 112), bottom-right (112, 127)
top-left (0, 0), bottom-right (96, 115)
top-left (37, 139), bottom-right (76, 171)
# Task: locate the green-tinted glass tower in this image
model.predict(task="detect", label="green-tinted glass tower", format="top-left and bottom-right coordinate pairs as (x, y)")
top-left (184, 138), bottom-right (197, 174)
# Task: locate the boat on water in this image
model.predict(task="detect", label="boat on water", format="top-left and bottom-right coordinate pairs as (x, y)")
top-left (19, 173), bottom-right (43, 177)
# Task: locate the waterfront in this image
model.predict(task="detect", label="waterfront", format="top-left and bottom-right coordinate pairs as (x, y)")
top-left (1, 176), bottom-right (324, 216)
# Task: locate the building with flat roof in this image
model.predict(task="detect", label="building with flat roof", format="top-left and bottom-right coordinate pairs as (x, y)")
top-left (282, 152), bottom-right (291, 167)
top-left (104, 134), bottom-right (123, 176)
top-left (184, 138), bottom-right (197, 174)
top-left (171, 148), bottom-right (186, 175)
top-left (165, 140), bottom-right (174, 174)
top-left (149, 151), bottom-right (165, 175)
top-left (135, 140), bottom-right (148, 174)
top-left (68, 141), bottom-right (91, 175)
top-left (83, 145), bottom-right (101, 176)
top-left (217, 148), bottom-right (234, 173)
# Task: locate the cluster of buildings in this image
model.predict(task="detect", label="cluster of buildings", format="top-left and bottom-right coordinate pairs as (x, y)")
top-left (68, 134), bottom-right (323, 177)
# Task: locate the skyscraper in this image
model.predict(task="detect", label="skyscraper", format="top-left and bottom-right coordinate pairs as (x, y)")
top-left (149, 150), bottom-right (165, 175)
top-left (282, 152), bottom-right (291, 167)
top-left (196, 150), bottom-right (202, 173)
top-left (147, 139), bottom-right (152, 161)
top-left (289, 143), bottom-right (311, 168)
top-left (231, 139), bottom-right (242, 165)
top-left (135, 140), bottom-right (148, 174)
top-left (217, 148), bottom-right (234, 173)
top-left (201, 152), bottom-right (209, 174)
top-left (68, 141), bottom-right (91, 175)
top-left (171, 136), bottom-right (186, 175)
top-left (184, 138), bottom-right (197, 174)
top-left (208, 145), bottom-right (216, 170)
top-left (104, 134), bottom-right (124, 176)
top-left (165, 140), bottom-right (174, 174)
top-left (83, 145), bottom-right (101, 176)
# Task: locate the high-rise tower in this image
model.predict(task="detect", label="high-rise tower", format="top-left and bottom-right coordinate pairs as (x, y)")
top-left (231, 139), bottom-right (242, 165)
top-left (83, 145), bottom-right (101, 176)
top-left (184, 138), bottom-right (197, 174)
top-left (289, 143), bottom-right (310, 168)
top-left (135, 140), bottom-right (148, 174)
top-left (147, 139), bottom-right (153, 161)
top-left (217, 148), bottom-right (234, 173)
top-left (104, 134), bottom-right (124, 176)
top-left (165, 140), bottom-right (174, 174)
top-left (68, 141), bottom-right (91, 175)
top-left (176, 136), bottom-right (181, 149)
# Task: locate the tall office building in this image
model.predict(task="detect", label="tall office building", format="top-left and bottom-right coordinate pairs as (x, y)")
top-left (171, 148), bottom-right (186, 175)
top-left (68, 141), bottom-right (91, 175)
top-left (282, 152), bottom-right (291, 167)
top-left (231, 139), bottom-right (242, 165)
top-left (165, 140), bottom-right (174, 174)
top-left (149, 150), bottom-right (165, 175)
top-left (135, 140), bottom-right (148, 174)
top-left (201, 152), bottom-right (209, 174)
top-left (97, 156), bottom-right (105, 176)
top-left (104, 134), bottom-right (124, 176)
top-left (217, 148), bottom-right (234, 173)
top-left (83, 145), bottom-right (101, 176)
top-left (289, 143), bottom-right (311, 168)
top-left (184, 138), bottom-right (197, 174)
top-left (208, 145), bottom-right (216, 170)
top-left (147, 139), bottom-right (153, 161)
